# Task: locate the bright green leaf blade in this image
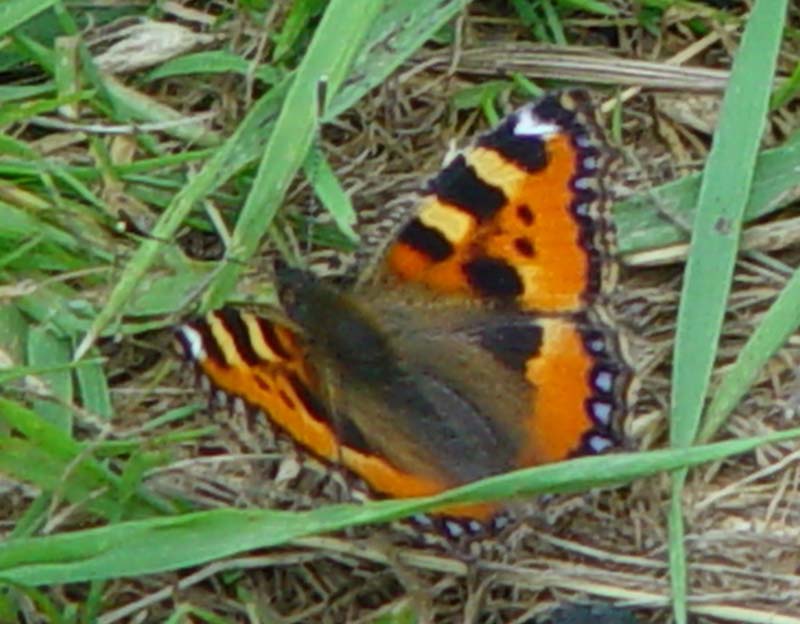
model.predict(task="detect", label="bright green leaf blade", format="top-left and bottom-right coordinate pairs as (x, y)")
top-left (328, 0), bottom-right (470, 119)
top-left (614, 136), bottom-right (800, 256)
top-left (668, 4), bottom-right (789, 623)
top-left (698, 263), bottom-right (800, 443)
top-left (102, 76), bottom-right (221, 148)
top-left (670, 4), bottom-right (788, 458)
top-left (0, 399), bottom-right (168, 520)
top-left (1, 427), bottom-right (800, 587)
top-left (0, 0), bottom-right (59, 38)
top-left (0, 436), bottom-right (122, 520)
top-left (668, 472), bottom-right (689, 621)
top-left (77, 0), bottom-right (469, 356)
top-left (74, 348), bottom-right (112, 421)
top-left (770, 59), bottom-right (800, 110)
top-left (0, 92), bottom-right (93, 125)
top-left (272, 0), bottom-right (326, 60)
top-left (146, 51), bottom-right (280, 83)
top-left (27, 326), bottom-right (73, 430)
top-left (200, 0), bottom-right (384, 308)
top-left (303, 147), bottom-right (359, 244)
top-left (561, 0), bottom-right (617, 16)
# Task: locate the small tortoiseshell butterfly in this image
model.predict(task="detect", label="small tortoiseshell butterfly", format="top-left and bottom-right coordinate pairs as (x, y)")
top-left (176, 90), bottom-right (631, 532)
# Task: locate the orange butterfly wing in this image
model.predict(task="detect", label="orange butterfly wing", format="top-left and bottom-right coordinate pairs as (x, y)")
top-left (381, 91), bottom-right (627, 469)
top-left (386, 91), bottom-right (613, 312)
top-left (176, 307), bottom-right (493, 521)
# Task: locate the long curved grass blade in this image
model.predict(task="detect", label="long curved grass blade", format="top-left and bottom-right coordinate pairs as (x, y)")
top-left (1, 427), bottom-right (799, 587)
top-left (667, 3), bottom-right (788, 622)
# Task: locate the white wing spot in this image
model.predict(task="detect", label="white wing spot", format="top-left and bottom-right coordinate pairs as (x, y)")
top-left (412, 514), bottom-right (434, 528)
top-left (444, 520), bottom-right (465, 538)
top-left (594, 370), bottom-right (614, 393)
top-left (179, 326), bottom-right (206, 360)
top-left (588, 338), bottom-right (606, 353)
top-left (514, 108), bottom-right (560, 137)
top-left (588, 434), bottom-right (613, 453)
top-left (492, 515), bottom-right (511, 531)
top-left (591, 401), bottom-right (613, 426)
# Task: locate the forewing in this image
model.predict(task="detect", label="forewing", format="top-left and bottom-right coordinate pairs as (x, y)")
top-left (382, 90), bottom-right (615, 312)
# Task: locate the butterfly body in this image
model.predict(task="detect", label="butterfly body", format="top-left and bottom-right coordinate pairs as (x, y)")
top-left (278, 266), bottom-right (533, 486)
top-left (177, 91), bottom-right (631, 525)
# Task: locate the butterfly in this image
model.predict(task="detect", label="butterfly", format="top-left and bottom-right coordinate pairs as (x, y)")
top-left (175, 90), bottom-right (631, 534)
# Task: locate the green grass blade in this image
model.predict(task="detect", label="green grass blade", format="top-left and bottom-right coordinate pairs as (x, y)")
top-left (667, 3), bottom-right (788, 622)
top-left (0, 399), bottom-right (169, 520)
top-left (27, 326), bottom-right (73, 431)
top-left (770, 59), bottom-right (800, 110)
top-left (102, 76), bottom-right (222, 148)
top-left (76, 0), bottom-right (469, 356)
top-left (201, 0), bottom-right (384, 309)
top-left (560, 0), bottom-right (617, 16)
top-left (0, 436), bottom-right (126, 521)
top-left (73, 348), bottom-right (112, 421)
top-left (303, 147), bottom-right (359, 243)
top-left (0, 0), bottom-right (59, 37)
top-left (146, 51), bottom-right (282, 84)
top-left (614, 136), bottom-right (800, 256)
top-left (697, 262), bottom-right (800, 443)
top-left (272, 0), bottom-right (326, 61)
top-left (669, 3), bottom-right (787, 483)
top-left (0, 92), bottom-right (92, 125)
top-left (668, 472), bottom-right (688, 620)
top-left (0, 82), bottom-right (57, 104)
top-left (329, 0), bottom-right (470, 119)
top-left (1, 427), bottom-right (799, 587)
top-left (541, 0), bottom-right (567, 45)
top-left (73, 86), bottom-right (289, 358)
